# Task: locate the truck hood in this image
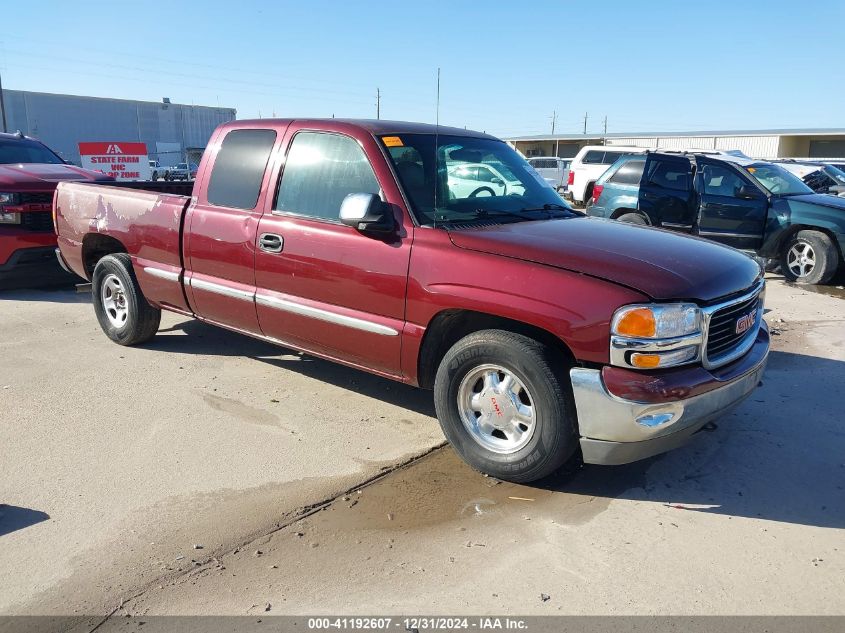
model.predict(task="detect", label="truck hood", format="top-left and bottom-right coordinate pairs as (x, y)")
top-left (448, 217), bottom-right (761, 303)
top-left (788, 193), bottom-right (845, 210)
top-left (0, 163), bottom-right (112, 187)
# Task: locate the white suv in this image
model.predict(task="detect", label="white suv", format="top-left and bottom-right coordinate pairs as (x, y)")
top-left (567, 146), bottom-right (648, 205)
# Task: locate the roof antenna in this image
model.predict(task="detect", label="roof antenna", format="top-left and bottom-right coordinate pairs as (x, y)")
top-left (433, 67), bottom-right (441, 230)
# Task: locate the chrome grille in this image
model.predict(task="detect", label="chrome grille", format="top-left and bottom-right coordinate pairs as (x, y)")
top-left (704, 284), bottom-right (764, 367)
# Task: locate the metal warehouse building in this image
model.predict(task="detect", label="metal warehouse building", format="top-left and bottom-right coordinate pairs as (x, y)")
top-left (506, 129), bottom-right (845, 160)
top-left (0, 89), bottom-right (236, 166)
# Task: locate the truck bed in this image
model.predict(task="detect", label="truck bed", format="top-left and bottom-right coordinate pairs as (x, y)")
top-left (54, 180), bottom-right (193, 311)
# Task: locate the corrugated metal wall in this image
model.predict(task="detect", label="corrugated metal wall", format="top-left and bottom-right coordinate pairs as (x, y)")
top-left (606, 135), bottom-right (779, 157)
top-left (2, 90), bottom-right (236, 166)
top-left (605, 137), bottom-right (656, 148)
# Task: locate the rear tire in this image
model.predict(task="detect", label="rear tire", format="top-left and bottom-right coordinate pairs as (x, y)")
top-left (92, 254), bottom-right (161, 345)
top-left (433, 330), bottom-right (578, 483)
top-left (780, 230), bottom-right (839, 285)
top-left (617, 212), bottom-right (647, 225)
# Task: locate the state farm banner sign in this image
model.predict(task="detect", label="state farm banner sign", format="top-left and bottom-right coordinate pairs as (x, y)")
top-left (78, 142), bottom-right (151, 181)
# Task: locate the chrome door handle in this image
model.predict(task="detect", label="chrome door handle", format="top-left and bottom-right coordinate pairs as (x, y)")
top-left (259, 233), bottom-right (284, 253)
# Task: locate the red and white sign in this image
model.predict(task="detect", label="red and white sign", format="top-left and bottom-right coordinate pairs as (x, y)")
top-left (78, 142), bottom-right (151, 181)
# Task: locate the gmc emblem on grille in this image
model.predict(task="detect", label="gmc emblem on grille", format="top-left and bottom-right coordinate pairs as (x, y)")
top-left (735, 308), bottom-right (757, 335)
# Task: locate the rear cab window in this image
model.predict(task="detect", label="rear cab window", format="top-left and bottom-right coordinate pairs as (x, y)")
top-left (207, 129), bottom-right (277, 209)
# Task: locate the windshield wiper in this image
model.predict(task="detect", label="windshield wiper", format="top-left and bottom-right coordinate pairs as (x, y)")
top-left (517, 203), bottom-right (578, 217)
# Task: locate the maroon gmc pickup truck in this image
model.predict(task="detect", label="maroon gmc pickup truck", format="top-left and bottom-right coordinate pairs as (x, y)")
top-left (54, 119), bottom-right (769, 482)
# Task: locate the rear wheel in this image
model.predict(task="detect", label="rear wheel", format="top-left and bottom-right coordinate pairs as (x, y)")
top-left (433, 330), bottom-right (578, 483)
top-left (780, 230), bottom-right (839, 285)
top-left (617, 212), bottom-right (647, 225)
top-left (92, 254), bottom-right (161, 345)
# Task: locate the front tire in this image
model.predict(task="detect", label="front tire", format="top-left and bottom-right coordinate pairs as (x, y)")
top-left (92, 254), bottom-right (161, 345)
top-left (780, 230), bottom-right (839, 285)
top-left (433, 330), bottom-right (578, 483)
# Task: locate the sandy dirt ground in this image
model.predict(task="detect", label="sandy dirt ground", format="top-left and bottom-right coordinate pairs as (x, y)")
top-left (1, 276), bottom-right (843, 620)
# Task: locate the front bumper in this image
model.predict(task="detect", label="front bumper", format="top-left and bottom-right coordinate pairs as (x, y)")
top-left (570, 323), bottom-right (769, 465)
top-left (0, 245), bottom-right (77, 288)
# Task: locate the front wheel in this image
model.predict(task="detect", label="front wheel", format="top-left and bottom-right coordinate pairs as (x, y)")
top-left (434, 330), bottom-right (578, 483)
top-left (780, 230), bottom-right (839, 285)
top-left (92, 254), bottom-right (161, 345)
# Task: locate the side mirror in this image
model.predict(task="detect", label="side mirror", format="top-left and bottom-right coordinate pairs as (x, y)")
top-left (490, 177), bottom-right (504, 186)
top-left (736, 184), bottom-right (763, 200)
top-left (339, 193), bottom-right (394, 234)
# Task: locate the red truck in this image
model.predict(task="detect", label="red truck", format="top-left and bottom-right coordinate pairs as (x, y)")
top-left (54, 119), bottom-right (769, 482)
top-left (0, 131), bottom-right (115, 288)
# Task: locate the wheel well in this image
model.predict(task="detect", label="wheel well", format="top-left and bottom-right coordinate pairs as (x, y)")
top-left (776, 225), bottom-right (843, 262)
top-left (583, 182), bottom-right (595, 200)
top-left (417, 309), bottom-right (575, 389)
top-left (81, 234), bottom-right (127, 279)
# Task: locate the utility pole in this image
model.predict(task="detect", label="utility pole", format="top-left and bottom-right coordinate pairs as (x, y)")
top-left (603, 116), bottom-right (607, 135)
top-left (551, 110), bottom-right (559, 157)
top-left (376, 88), bottom-right (380, 120)
top-left (0, 68), bottom-right (7, 133)
top-left (583, 112), bottom-right (588, 135)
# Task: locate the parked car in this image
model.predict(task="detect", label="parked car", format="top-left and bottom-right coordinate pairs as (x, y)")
top-left (588, 152), bottom-right (845, 284)
top-left (148, 160), bottom-right (169, 181)
top-left (773, 160), bottom-right (845, 197)
top-left (0, 131), bottom-right (113, 288)
top-left (54, 119), bottom-right (768, 483)
top-left (166, 162), bottom-right (198, 181)
top-left (447, 161), bottom-right (525, 198)
top-left (526, 156), bottom-right (571, 192)
top-left (566, 145), bottom-right (647, 206)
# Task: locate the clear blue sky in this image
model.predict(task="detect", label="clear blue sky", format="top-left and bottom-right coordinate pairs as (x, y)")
top-left (3, 0), bottom-right (843, 137)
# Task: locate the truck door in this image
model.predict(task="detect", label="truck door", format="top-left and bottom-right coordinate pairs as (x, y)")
top-left (695, 158), bottom-right (767, 251)
top-left (638, 154), bottom-right (696, 230)
top-left (252, 125), bottom-right (413, 377)
top-left (183, 125), bottom-right (283, 333)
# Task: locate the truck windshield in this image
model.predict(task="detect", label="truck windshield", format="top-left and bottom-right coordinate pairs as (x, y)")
top-left (742, 163), bottom-right (813, 196)
top-left (381, 134), bottom-right (573, 226)
top-left (0, 139), bottom-right (65, 165)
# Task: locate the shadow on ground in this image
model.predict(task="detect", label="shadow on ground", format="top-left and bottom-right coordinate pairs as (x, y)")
top-left (0, 285), bottom-right (89, 303)
top-left (148, 318), bottom-right (436, 417)
top-left (531, 349), bottom-right (845, 529)
top-left (0, 505), bottom-right (50, 537)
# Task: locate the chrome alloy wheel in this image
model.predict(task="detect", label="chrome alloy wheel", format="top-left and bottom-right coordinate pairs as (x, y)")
top-left (457, 364), bottom-right (536, 454)
top-left (101, 273), bottom-right (129, 328)
top-left (787, 242), bottom-right (816, 278)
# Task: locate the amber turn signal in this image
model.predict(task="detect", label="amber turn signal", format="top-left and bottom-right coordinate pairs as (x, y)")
top-left (630, 353), bottom-right (661, 369)
top-left (614, 307), bottom-right (656, 338)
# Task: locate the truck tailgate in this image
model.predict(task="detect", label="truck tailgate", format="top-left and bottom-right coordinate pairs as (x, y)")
top-left (54, 181), bottom-right (192, 311)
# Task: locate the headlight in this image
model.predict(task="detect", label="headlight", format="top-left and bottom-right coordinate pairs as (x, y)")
top-left (0, 193), bottom-right (20, 205)
top-left (610, 303), bottom-right (703, 370)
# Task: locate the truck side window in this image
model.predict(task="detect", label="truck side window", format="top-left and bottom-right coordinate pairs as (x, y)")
top-left (275, 132), bottom-right (380, 221)
top-left (702, 165), bottom-right (747, 197)
top-left (608, 159), bottom-right (645, 185)
top-left (582, 151), bottom-right (605, 164)
top-left (647, 160), bottom-right (689, 191)
top-left (207, 129), bottom-right (277, 209)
